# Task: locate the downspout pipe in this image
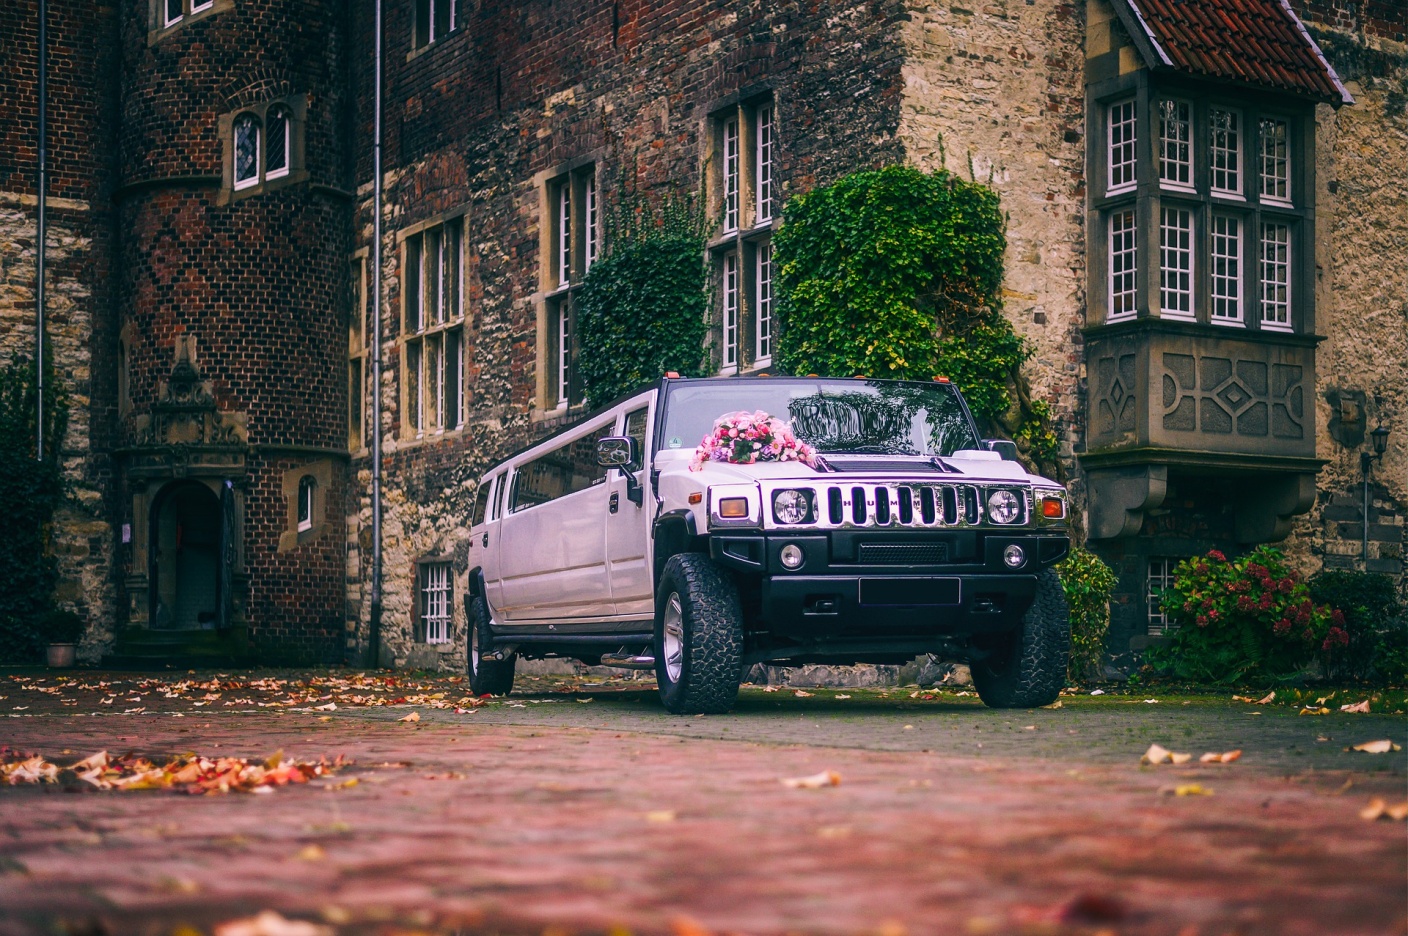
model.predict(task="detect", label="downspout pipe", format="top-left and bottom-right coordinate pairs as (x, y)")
top-left (36, 0), bottom-right (47, 460)
top-left (368, 0), bottom-right (384, 667)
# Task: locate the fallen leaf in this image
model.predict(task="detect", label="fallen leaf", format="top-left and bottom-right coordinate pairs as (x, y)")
top-left (313, 702), bottom-right (337, 712)
top-left (1168, 752), bottom-right (1193, 765)
top-left (1089, 689), bottom-right (1105, 696)
top-left (1298, 706), bottom-right (1331, 716)
top-left (1350, 739), bottom-right (1400, 754)
top-left (781, 769), bottom-right (841, 789)
top-left (646, 810), bottom-right (676, 823)
top-left (1340, 700), bottom-right (1370, 713)
top-left (576, 698), bottom-right (594, 704)
top-left (397, 712), bottom-right (420, 723)
top-left (762, 686), bottom-right (779, 693)
top-left (1143, 699), bottom-right (1159, 704)
top-left (1256, 691), bottom-right (1276, 705)
top-left (1391, 803), bottom-right (1408, 821)
top-left (214, 910), bottom-right (333, 936)
top-left (794, 690), bottom-right (813, 698)
top-left (835, 694), bottom-right (851, 700)
top-left (1022, 725), bottom-right (1036, 731)
top-left (1043, 700), bottom-right (1063, 709)
top-left (1171, 784), bottom-right (1212, 796)
top-left (669, 915), bottom-right (713, 936)
top-left (1198, 750), bottom-right (1242, 764)
top-left (296, 844), bottom-right (326, 861)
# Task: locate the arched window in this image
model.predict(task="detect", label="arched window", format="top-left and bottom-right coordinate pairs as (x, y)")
top-left (266, 106), bottom-right (290, 180)
top-left (233, 114), bottom-right (260, 190)
top-left (297, 475), bottom-right (316, 532)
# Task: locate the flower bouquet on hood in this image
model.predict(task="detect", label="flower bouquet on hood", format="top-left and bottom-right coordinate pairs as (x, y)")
top-left (690, 410), bottom-right (819, 471)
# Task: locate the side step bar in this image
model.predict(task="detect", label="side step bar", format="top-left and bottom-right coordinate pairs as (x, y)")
top-left (600, 653), bottom-right (656, 670)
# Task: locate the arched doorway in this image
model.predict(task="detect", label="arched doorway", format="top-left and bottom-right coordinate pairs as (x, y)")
top-left (149, 481), bottom-right (223, 630)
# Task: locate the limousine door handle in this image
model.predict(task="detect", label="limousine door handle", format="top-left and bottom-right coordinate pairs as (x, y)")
top-left (609, 492), bottom-right (620, 514)
top-left (481, 533), bottom-right (488, 547)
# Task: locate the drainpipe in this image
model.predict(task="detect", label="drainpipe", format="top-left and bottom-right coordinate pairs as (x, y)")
top-left (35, 0), bottom-right (48, 460)
top-left (368, 0), bottom-right (384, 667)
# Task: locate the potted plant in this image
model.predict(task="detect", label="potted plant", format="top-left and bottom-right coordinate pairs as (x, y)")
top-left (40, 609), bottom-right (85, 668)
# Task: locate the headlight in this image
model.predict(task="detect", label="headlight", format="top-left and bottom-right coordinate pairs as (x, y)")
top-left (772, 489), bottom-right (813, 524)
top-left (986, 489), bottom-right (1022, 524)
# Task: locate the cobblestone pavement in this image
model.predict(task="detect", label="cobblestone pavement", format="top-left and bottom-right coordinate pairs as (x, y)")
top-left (1, 670), bottom-right (1405, 936)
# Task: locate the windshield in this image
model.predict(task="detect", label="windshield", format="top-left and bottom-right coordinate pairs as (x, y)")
top-left (661, 379), bottom-right (981, 457)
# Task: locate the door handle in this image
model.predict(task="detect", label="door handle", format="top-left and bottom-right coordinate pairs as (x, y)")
top-left (481, 533), bottom-right (488, 547)
top-left (609, 492), bottom-right (620, 514)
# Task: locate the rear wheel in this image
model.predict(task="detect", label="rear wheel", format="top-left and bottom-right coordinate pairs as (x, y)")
top-left (468, 591), bottom-right (516, 697)
top-left (971, 569), bottom-right (1070, 708)
top-left (654, 553), bottom-right (744, 715)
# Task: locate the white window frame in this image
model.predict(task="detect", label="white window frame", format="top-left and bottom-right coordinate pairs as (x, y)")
top-left (414, 0), bottom-right (457, 49)
top-left (1259, 222), bottom-right (1292, 331)
top-left (403, 216), bottom-right (466, 437)
top-left (1147, 557), bottom-right (1177, 636)
top-left (755, 242), bottom-right (773, 365)
top-left (1209, 214), bottom-right (1242, 325)
top-left (164, 0), bottom-right (183, 26)
top-left (755, 104), bottom-right (774, 225)
top-left (1259, 118), bottom-right (1292, 206)
top-left (584, 174), bottom-right (598, 272)
top-left (233, 114), bottom-right (260, 191)
top-left (723, 117), bottom-right (740, 234)
top-left (1108, 209), bottom-right (1138, 322)
top-left (1158, 98), bottom-right (1194, 191)
top-left (557, 182), bottom-right (571, 287)
top-left (265, 106), bottom-right (290, 180)
top-left (349, 253), bottom-right (370, 451)
top-left (556, 300), bottom-right (572, 407)
top-left (419, 562), bottom-right (452, 645)
top-left (721, 251), bottom-right (739, 371)
top-left (297, 476), bottom-right (315, 533)
top-left (1159, 206), bottom-right (1195, 319)
top-left (1209, 108), bottom-right (1241, 197)
top-left (190, 0), bottom-right (213, 10)
top-left (1107, 99), bottom-right (1137, 195)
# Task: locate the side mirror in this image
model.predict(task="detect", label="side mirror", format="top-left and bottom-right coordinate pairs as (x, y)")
top-left (984, 439), bottom-right (1020, 462)
top-left (596, 436), bottom-right (639, 469)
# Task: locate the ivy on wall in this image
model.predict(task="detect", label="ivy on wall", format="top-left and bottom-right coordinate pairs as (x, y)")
top-left (0, 354), bottom-right (69, 663)
top-left (772, 165), bottom-right (1059, 474)
top-left (575, 198), bottom-right (710, 409)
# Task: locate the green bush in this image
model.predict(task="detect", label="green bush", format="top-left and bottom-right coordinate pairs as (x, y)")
top-left (771, 165), bottom-right (1059, 475)
top-left (1057, 546), bottom-right (1118, 682)
top-left (0, 353), bottom-right (69, 663)
top-left (38, 608), bottom-right (84, 644)
top-left (1145, 546), bottom-right (1334, 684)
top-left (575, 199), bottom-right (710, 409)
top-left (1308, 570), bottom-right (1405, 684)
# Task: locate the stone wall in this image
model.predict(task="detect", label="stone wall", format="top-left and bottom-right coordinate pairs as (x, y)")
top-left (896, 0), bottom-right (1089, 485)
top-left (1295, 11), bottom-right (1407, 583)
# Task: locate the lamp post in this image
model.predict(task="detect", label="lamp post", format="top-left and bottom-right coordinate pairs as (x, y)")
top-left (1360, 422), bottom-right (1390, 571)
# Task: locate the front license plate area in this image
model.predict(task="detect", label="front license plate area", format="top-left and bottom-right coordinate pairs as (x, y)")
top-left (859, 577), bottom-right (961, 607)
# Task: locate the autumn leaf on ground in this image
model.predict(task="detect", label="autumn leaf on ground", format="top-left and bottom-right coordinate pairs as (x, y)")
top-left (1199, 750), bottom-right (1242, 764)
top-left (1043, 700), bottom-right (1063, 709)
top-left (1349, 739), bottom-right (1401, 754)
top-left (762, 685), bottom-right (779, 692)
top-left (1339, 700), bottom-right (1370, 713)
top-left (781, 769), bottom-right (841, 789)
top-left (1165, 784), bottom-right (1212, 796)
top-left (835, 694), bottom-right (851, 700)
top-left (1256, 691), bottom-right (1276, 704)
top-left (397, 711), bottom-right (420, 723)
top-left (794, 689), bottom-right (814, 697)
top-left (1298, 706), bottom-right (1331, 716)
top-left (646, 810), bottom-right (677, 823)
top-left (214, 910), bottom-right (332, 936)
top-left (1141, 744), bottom-right (1192, 765)
top-left (313, 702), bottom-right (337, 711)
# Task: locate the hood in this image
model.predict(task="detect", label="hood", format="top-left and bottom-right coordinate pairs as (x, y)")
top-left (656, 448), bottom-right (1052, 486)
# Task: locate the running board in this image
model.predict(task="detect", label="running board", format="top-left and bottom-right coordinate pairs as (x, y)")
top-left (600, 653), bottom-right (656, 670)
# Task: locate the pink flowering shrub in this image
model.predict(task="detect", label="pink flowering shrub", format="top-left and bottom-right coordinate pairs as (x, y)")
top-left (1145, 546), bottom-right (1336, 683)
top-left (690, 411), bottom-right (818, 472)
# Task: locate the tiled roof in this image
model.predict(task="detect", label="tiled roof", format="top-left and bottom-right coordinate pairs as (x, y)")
top-left (1118, 0), bottom-right (1352, 104)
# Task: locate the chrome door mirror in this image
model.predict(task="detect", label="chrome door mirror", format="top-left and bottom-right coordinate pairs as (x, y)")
top-left (596, 436), bottom-right (638, 469)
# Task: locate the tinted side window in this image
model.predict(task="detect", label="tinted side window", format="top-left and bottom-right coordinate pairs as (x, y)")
top-left (510, 423), bottom-right (616, 512)
top-left (471, 478), bottom-right (492, 527)
top-left (625, 407), bottom-right (649, 466)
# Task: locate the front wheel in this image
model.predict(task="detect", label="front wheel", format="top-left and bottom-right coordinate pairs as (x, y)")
top-left (654, 553), bottom-right (744, 715)
top-left (468, 591), bottom-right (516, 697)
top-left (970, 569), bottom-right (1070, 708)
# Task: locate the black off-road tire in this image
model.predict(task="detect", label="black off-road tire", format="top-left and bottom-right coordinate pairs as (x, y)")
top-left (468, 591), bottom-right (516, 697)
top-left (970, 569), bottom-right (1070, 708)
top-left (654, 553), bottom-right (744, 715)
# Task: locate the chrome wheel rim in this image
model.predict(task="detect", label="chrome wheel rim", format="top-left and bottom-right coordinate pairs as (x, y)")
top-left (663, 591), bottom-right (684, 683)
top-left (470, 616), bottom-right (480, 674)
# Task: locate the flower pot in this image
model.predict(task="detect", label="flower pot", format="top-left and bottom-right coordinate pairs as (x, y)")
top-left (46, 643), bottom-right (76, 668)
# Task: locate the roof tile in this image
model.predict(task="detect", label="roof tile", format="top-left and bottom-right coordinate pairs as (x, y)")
top-left (1120, 0), bottom-right (1348, 102)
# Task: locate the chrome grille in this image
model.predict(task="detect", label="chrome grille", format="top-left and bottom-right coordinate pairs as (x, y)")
top-left (794, 482), bottom-right (992, 529)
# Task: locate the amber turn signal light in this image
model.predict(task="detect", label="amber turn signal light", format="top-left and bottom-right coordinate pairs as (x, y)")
top-left (688, 493), bottom-right (702, 505)
top-left (718, 497), bottom-right (750, 519)
top-left (1040, 497), bottom-right (1065, 519)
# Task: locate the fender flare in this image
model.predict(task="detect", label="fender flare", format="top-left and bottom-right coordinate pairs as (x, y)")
top-left (652, 509), bottom-right (700, 580)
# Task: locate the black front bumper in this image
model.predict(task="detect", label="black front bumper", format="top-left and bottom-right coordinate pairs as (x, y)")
top-left (709, 530), bottom-right (1068, 638)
